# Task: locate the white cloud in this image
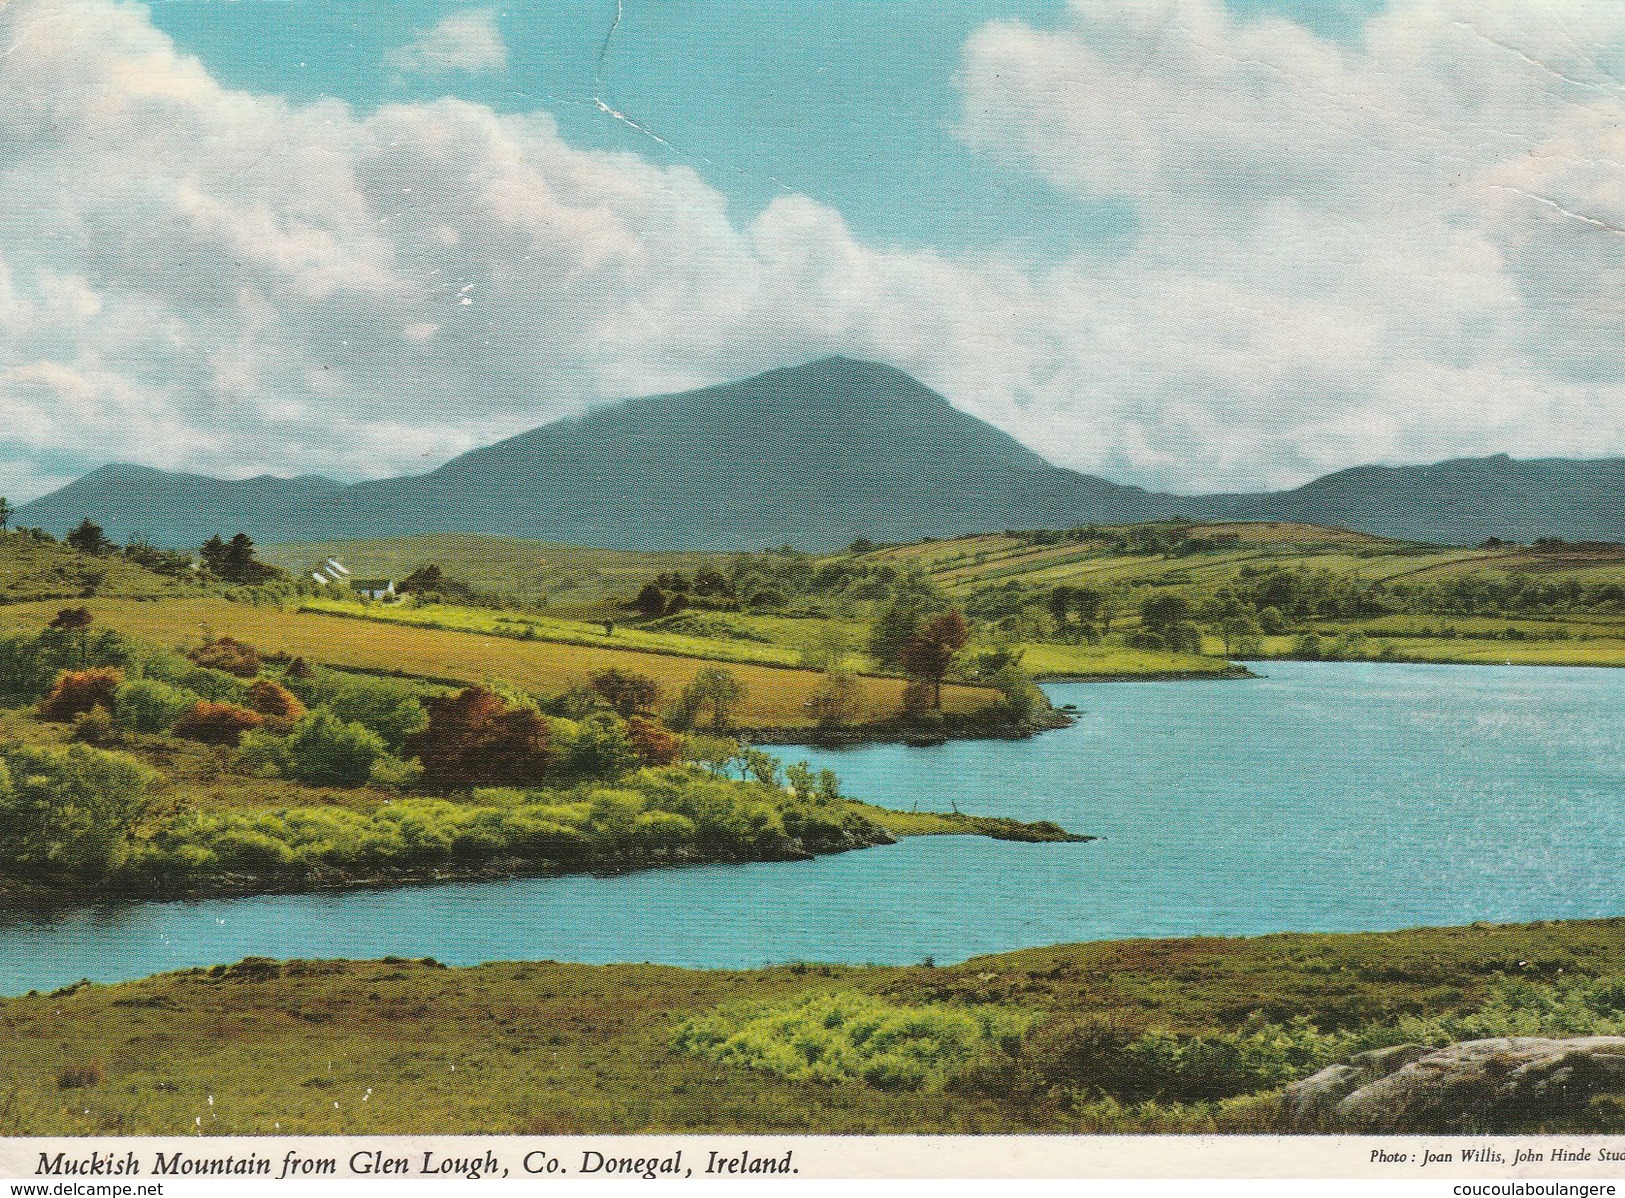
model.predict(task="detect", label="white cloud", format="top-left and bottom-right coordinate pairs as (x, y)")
top-left (384, 7), bottom-right (508, 79)
top-left (0, 0), bottom-right (1624, 504)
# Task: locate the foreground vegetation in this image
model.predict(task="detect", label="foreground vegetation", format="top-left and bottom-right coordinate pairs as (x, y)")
top-left (0, 618), bottom-right (1077, 905)
top-left (2, 919), bottom-right (1620, 1135)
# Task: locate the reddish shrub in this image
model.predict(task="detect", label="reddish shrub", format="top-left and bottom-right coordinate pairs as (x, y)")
top-left (245, 679), bottom-right (307, 729)
top-left (405, 686), bottom-right (551, 789)
top-left (174, 700), bottom-right (265, 745)
top-left (187, 636), bottom-right (261, 678)
top-left (626, 716), bottom-right (682, 766)
top-left (37, 668), bottom-right (124, 722)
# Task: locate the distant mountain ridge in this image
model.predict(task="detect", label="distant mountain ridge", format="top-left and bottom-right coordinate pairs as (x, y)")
top-left (14, 358), bottom-right (1625, 550)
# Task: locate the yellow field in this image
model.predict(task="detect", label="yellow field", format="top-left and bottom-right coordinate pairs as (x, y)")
top-left (1015, 641), bottom-right (1240, 678)
top-left (1, 599), bottom-right (999, 726)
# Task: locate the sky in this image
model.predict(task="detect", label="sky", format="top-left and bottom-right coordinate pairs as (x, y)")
top-left (1, 0), bottom-right (1623, 502)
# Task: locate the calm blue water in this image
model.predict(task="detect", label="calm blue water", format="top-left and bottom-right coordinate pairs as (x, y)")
top-left (2, 662), bottom-right (1622, 994)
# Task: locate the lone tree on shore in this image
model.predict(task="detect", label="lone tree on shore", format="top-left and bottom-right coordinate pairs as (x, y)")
top-left (898, 609), bottom-right (971, 710)
top-left (679, 667), bottom-right (747, 732)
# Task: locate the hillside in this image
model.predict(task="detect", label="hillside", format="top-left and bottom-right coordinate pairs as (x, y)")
top-left (12, 464), bottom-right (343, 548)
top-left (4, 919), bottom-right (1621, 1134)
top-left (1217, 455), bottom-right (1625, 544)
top-left (259, 535), bottom-right (721, 609)
top-left (290, 357), bottom-right (1184, 550)
top-left (15, 360), bottom-right (1625, 550)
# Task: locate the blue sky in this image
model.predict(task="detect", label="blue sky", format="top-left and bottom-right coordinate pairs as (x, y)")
top-left (144, 0), bottom-right (1379, 257)
top-left (1, 0), bottom-right (1622, 501)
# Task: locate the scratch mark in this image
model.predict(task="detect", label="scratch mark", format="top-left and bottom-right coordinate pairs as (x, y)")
top-left (592, 0), bottom-right (678, 150)
top-left (1451, 20), bottom-right (1617, 95)
top-left (0, 8), bottom-right (76, 61)
top-left (589, 0), bottom-right (791, 191)
top-left (1492, 184), bottom-right (1625, 236)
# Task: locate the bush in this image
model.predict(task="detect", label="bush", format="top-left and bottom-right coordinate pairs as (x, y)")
top-left (0, 742), bottom-right (160, 874)
top-left (406, 686), bottom-right (551, 789)
top-left (553, 713), bottom-right (639, 780)
top-left (187, 637), bottom-right (261, 678)
top-left (245, 679), bottom-right (307, 729)
top-left (283, 710), bottom-right (387, 787)
top-left (112, 678), bottom-right (201, 734)
top-left (174, 701), bottom-right (265, 745)
top-left (671, 991), bottom-right (1033, 1092)
top-left (286, 669), bottom-right (426, 751)
top-left (626, 716), bottom-right (682, 766)
top-left (37, 668), bottom-right (124, 722)
top-left (70, 707), bottom-right (119, 746)
top-left (55, 1063), bottom-right (104, 1090)
top-left (806, 669), bottom-right (862, 727)
top-left (587, 669), bottom-right (662, 718)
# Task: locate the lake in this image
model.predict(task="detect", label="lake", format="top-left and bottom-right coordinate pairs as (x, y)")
top-left (2, 661), bottom-right (1622, 994)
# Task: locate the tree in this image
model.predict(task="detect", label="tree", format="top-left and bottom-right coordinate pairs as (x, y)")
top-left (199, 535), bottom-right (230, 575)
top-left (283, 711), bottom-right (387, 787)
top-left (222, 533), bottom-right (266, 583)
top-left (1218, 615), bottom-right (1261, 656)
top-left (805, 669), bottom-right (862, 727)
top-left (406, 686), bottom-right (551, 789)
top-left (679, 667), bottom-right (747, 731)
top-left (65, 518), bottom-right (112, 557)
top-left (898, 610), bottom-right (971, 709)
top-left (0, 743), bottom-right (159, 875)
top-left (0, 497), bottom-right (11, 532)
top-left (588, 668), bottom-right (663, 718)
top-left (867, 589), bottom-right (942, 669)
top-left (1140, 593), bottom-right (1194, 633)
top-left (633, 583), bottom-right (668, 618)
top-left (48, 607), bottom-right (95, 665)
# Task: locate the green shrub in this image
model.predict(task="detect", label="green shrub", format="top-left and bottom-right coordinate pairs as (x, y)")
top-left (672, 991), bottom-right (1033, 1092)
top-left (112, 678), bottom-right (201, 734)
top-left (283, 710), bottom-right (387, 788)
top-left (0, 743), bottom-right (160, 875)
top-left (286, 669), bottom-right (426, 751)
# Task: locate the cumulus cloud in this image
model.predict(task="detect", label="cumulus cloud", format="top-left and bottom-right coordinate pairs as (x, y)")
top-left (0, 0), bottom-right (1623, 503)
top-left (953, 0), bottom-right (1625, 486)
top-left (384, 7), bottom-right (508, 79)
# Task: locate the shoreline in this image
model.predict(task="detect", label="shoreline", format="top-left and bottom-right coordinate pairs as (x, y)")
top-left (0, 808), bottom-right (1090, 917)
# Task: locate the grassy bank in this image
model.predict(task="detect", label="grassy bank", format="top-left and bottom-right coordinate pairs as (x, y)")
top-left (2, 919), bottom-right (1620, 1135)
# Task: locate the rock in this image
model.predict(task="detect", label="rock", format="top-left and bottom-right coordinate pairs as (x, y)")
top-left (1284, 1037), bottom-right (1625, 1133)
top-left (1282, 1044), bottom-right (1433, 1128)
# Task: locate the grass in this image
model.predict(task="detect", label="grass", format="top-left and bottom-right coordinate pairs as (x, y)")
top-left (261, 535), bottom-right (720, 613)
top-left (0, 598), bottom-right (1001, 728)
top-left (299, 596), bottom-right (806, 668)
top-left (0, 532), bottom-right (202, 605)
top-left (2, 918), bottom-right (1621, 1134)
top-left (1015, 640), bottom-right (1241, 679)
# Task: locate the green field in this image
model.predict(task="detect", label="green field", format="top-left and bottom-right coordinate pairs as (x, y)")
top-left (262, 536), bottom-right (717, 612)
top-left (1, 598), bottom-right (1000, 728)
top-left (3, 919), bottom-right (1621, 1135)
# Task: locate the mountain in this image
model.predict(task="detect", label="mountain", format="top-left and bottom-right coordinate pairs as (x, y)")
top-left (1212, 455), bottom-right (1625, 545)
top-left (13, 359), bottom-right (1625, 550)
top-left (298, 357), bottom-right (1187, 550)
top-left (11, 464), bottom-right (344, 548)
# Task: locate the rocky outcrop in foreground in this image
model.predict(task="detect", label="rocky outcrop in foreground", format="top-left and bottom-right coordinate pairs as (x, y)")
top-left (1284, 1037), bottom-right (1625, 1132)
